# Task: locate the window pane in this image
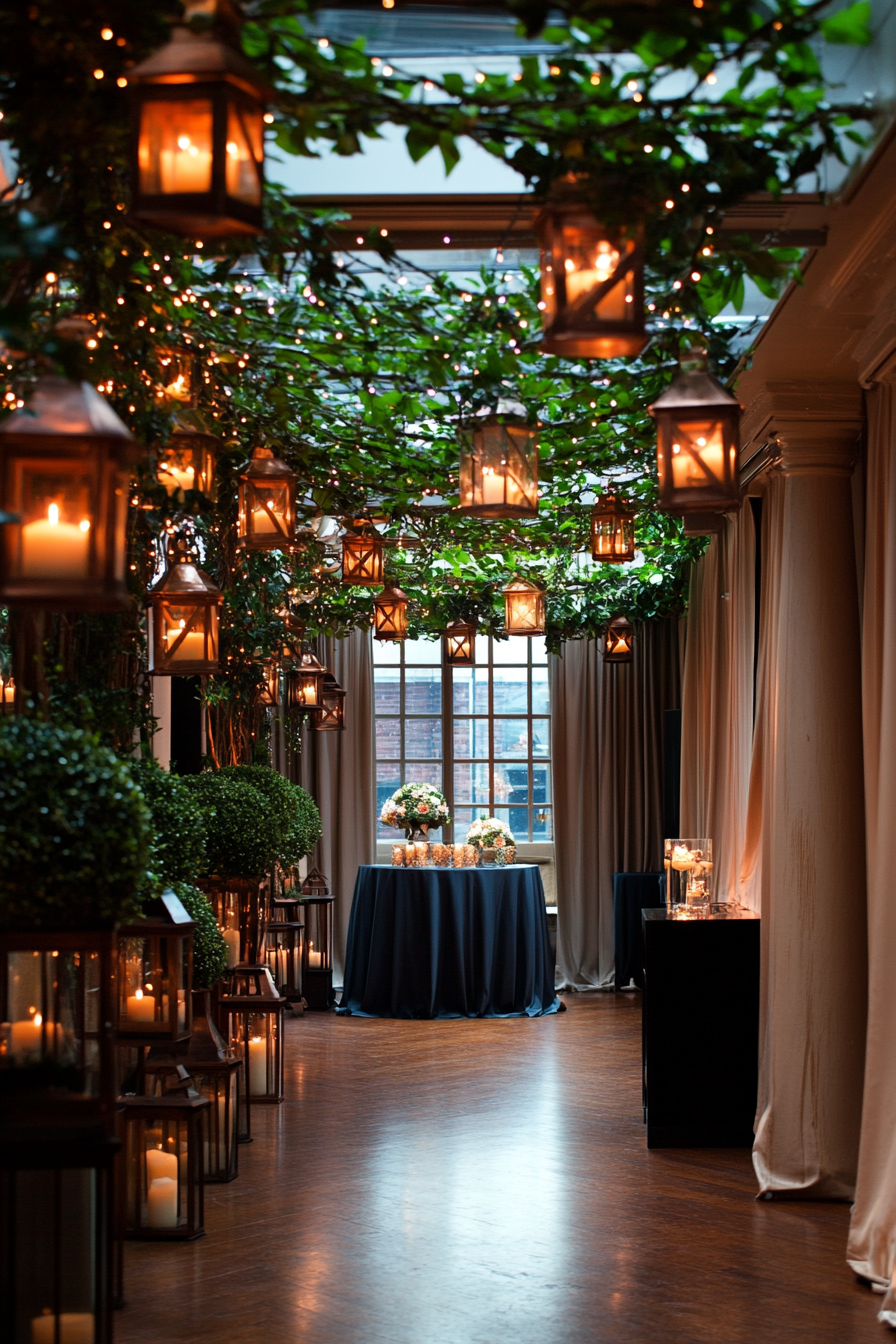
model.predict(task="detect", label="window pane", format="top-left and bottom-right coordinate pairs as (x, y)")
top-left (493, 667), bottom-right (527, 713)
top-left (532, 763), bottom-right (551, 805)
top-left (453, 717), bottom-right (489, 760)
top-left (530, 636), bottom-right (548, 664)
top-left (406, 761), bottom-right (442, 791)
top-left (454, 762), bottom-right (490, 805)
top-left (453, 667), bottom-right (489, 714)
top-left (375, 717), bottom-right (401, 759)
top-left (406, 717), bottom-right (441, 758)
top-left (404, 636), bottom-right (441, 664)
top-left (454, 807), bottom-right (476, 836)
top-left (376, 764), bottom-right (401, 837)
top-left (474, 634), bottom-right (490, 664)
top-left (405, 667), bottom-right (441, 713)
top-left (531, 667), bottom-right (549, 715)
top-left (494, 719), bottom-right (528, 758)
top-left (507, 807), bottom-right (530, 841)
top-left (374, 669), bottom-right (400, 714)
top-left (373, 640), bottom-right (400, 665)
top-left (531, 718), bottom-right (550, 758)
top-left (532, 806), bottom-right (553, 839)
top-left (493, 638), bottom-right (527, 665)
top-left (497, 762), bottom-right (529, 805)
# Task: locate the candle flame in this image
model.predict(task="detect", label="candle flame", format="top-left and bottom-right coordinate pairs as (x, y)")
top-left (79, 519), bottom-right (90, 532)
top-left (226, 140), bottom-right (239, 157)
top-left (177, 135), bottom-right (191, 151)
top-left (134, 989), bottom-right (143, 1001)
top-left (33, 1013), bottom-right (42, 1026)
top-left (145, 983), bottom-right (153, 991)
top-left (48, 503), bottom-right (59, 525)
top-left (250, 1036), bottom-right (263, 1043)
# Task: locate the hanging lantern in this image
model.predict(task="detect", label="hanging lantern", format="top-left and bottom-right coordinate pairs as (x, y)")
top-left (299, 878), bottom-right (334, 1010)
top-left (157, 413), bottom-right (218, 500)
top-left (536, 186), bottom-right (646, 359)
top-left (0, 675), bottom-right (14, 713)
top-left (603, 614), bottom-right (635, 663)
top-left (649, 348), bottom-right (742, 514)
top-left (373, 584), bottom-right (408, 641)
top-left (237, 446), bottom-right (297, 551)
top-left (114, 891), bottom-right (194, 1046)
top-left (591, 494), bottom-right (636, 564)
top-left (312, 674), bottom-right (346, 733)
top-left (155, 346), bottom-right (197, 406)
top-left (285, 650), bottom-right (327, 712)
top-left (459, 401), bottom-right (539, 519)
top-left (254, 660), bottom-right (279, 707)
top-left (341, 525), bottom-right (384, 586)
top-left (129, 0), bottom-right (269, 238)
top-left (444, 618), bottom-right (476, 667)
top-left (147, 542), bottom-right (223, 675)
top-left (0, 377), bottom-right (137, 611)
top-left (503, 578), bottom-right (546, 636)
top-left (119, 1071), bottom-right (210, 1240)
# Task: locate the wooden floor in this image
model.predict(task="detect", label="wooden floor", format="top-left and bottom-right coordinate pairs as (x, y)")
top-left (118, 994), bottom-right (885, 1344)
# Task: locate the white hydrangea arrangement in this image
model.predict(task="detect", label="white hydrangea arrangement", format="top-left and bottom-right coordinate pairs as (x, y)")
top-left (465, 815), bottom-right (515, 849)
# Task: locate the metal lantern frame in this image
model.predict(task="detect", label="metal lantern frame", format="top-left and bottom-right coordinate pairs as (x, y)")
top-left (312, 674), bottom-right (346, 733)
top-left (444, 618), bottom-right (476, 667)
top-left (147, 546), bottom-right (223, 676)
top-left (217, 967), bottom-right (286, 1139)
top-left (265, 898), bottom-right (305, 1006)
top-left (199, 877), bottom-right (267, 969)
top-left (119, 1083), bottom-right (209, 1241)
top-left (459, 403), bottom-right (539, 519)
top-left (129, 1), bottom-right (269, 238)
top-left (114, 892), bottom-right (194, 1047)
top-left (237, 447), bottom-right (297, 551)
top-left (536, 194), bottom-right (646, 359)
top-left (341, 525), bottom-right (384, 587)
top-left (157, 415), bottom-right (218, 500)
top-left (603, 614), bottom-right (635, 663)
top-left (502, 578), bottom-right (546, 636)
top-left (591, 494), bottom-right (636, 564)
top-left (299, 886), bottom-right (334, 1010)
top-left (254, 660), bottom-right (280, 708)
top-left (285, 650), bottom-right (327, 712)
top-left (0, 378), bottom-right (137, 612)
top-left (649, 350), bottom-right (742, 515)
top-left (373, 584), bottom-right (408, 641)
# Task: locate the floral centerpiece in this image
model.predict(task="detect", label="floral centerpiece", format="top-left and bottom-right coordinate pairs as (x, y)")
top-left (465, 815), bottom-right (515, 852)
top-left (381, 783), bottom-right (451, 841)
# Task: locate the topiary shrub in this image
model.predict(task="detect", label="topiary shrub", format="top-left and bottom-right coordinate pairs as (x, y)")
top-left (0, 717), bottom-right (151, 930)
top-left (290, 780), bottom-right (322, 863)
top-left (131, 758), bottom-right (206, 887)
top-left (218, 765), bottom-right (321, 866)
top-left (180, 771), bottom-right (281, 880)
top-left (171, 882), bottom-right (228, 990)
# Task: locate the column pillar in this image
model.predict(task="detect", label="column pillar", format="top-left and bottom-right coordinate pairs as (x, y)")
top-left (753, 406), bottom-right (867, 1198)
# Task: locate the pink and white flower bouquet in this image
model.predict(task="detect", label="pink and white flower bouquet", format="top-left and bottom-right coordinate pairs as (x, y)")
top-left (380, 783), bottom-right (450, 838)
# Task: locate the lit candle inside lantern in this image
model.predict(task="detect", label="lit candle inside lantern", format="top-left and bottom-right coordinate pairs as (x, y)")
top-left (145, 1146), bottom-right (178, 1183)
top-left (251, 501), bottom-right (280, 535)
top-left (177, 989), bottom-right (186, 1031)
top-left (21, 504), bottom-right (90, 579)
top-left (159, 462), bottom-right (195, 494)
top-left (481, 467), bottom-right (504, 505)
top-left (671, 423), bottom-right (725, 489)
top-left (3, 677), bottom-right (15, 706)
top-left (670, 846), bottom-right (696, 871)
top-left (126, 988), bottom-right (156, 1022)
top-left (10, 1012), bottom-right (44, 1057)
top-left (147, 1175), bottom-right (178, 1229)
top-left (31, 1312), bottom-right (96, 1344)
top-left (222, 928), bottom-right (240, 968)
top-left (159, 137), bottom-right (212, 194)
top-left (564, 240), bottom-right (625, 316)
top-left (165, 620), bottom-right (205, 663)
top-left (307, 942), bottom-right (322, 968)
top-left (248, 1035), bottom-right (266, 1094)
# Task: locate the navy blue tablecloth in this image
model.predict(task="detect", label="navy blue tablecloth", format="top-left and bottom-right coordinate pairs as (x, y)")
top-left (338, 864), bottom-right (560, 1019)
top-left (613, 871), bottom-right (665, 990)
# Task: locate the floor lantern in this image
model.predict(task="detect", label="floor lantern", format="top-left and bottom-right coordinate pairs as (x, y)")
top-left (200, 878), bottom-right (266, 968)
top-left (237, 447), bottom-right (297, 551)
top-left (285, 649), bottom-right (327, 713)
top-left (0, 378), bottom-right (137, 611)
top-left (591, 494), bottom-right (636, 564)
top-left (300, 872), bottom-right (334, 1010)
top-left (603, 614), bottom-right (635, 663)
top-left (157, 414), bottom-right (218, 500)
top-left (129, 0), bottom-right (268, 237)
top-left (503, 578), bottom-right (546, 636)
top-left (217, 967), bottom-right (286, 1138)
top-left (649, 348), bottom-right (742, 514)
top-left (147, 541), bottom-right (223, 675)
top-left (444, 618), bottom-right (476, 667)
top-left (342, 524), bottom-right (384, 586)
top-left (312, 674), bottom-right (346, 733)
top-left (265, 898), bottom-right (305, 1007)
top-left (114, 891), bottom-right (194, 1048)
top-left (373, 584), bottom-right (408, 641)
top-left (536, 187), bottom-right (646, 359)
top-left (459, 402), bottom-right (539, 518)
top-left (119, 1068), bottom-right (210, 1240)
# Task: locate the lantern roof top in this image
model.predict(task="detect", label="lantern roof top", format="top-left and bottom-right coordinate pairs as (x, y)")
top-left (298, 649), bottom-right (327, 674)
top-left (502, 576), bottom-right (543, 593)
top-left (239, 445), bottom-right (296, 481)
top-left (0, 377), bottom-right (133, 441)
top-left (151, 554), bottom-right (222, 599)
top-left (129, 21), bottom-right (272, 99)
top-left (607, 612), bottom-right (634, 628)
top-left (445, 615), bottom-right (476, 630)
top-left (376, 583), bottom-right (408, 602)
top-left (649, 353), bottom-right (740, 415)
top-left (168, 407), bottom-right (221, 444)
top-left (119, 889), bottom-right (195, 934)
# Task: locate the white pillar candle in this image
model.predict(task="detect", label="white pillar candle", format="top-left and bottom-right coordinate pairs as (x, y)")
top-left (481, 468), bottom-right (504, 505)
top-left (31, 1312), bottom-right (95, 1344)
top-left (166, 625), bottom-right (206, 663)
top-left (223, 928), bottom-right (240, 967)
top-left (10, 1013), bottom-right (44, 1057)
top-left (177, 990), bottom-right (186, 1031)
top-left (21, 505), bottom-right (90, 579)
top-left (126, 989), bottom-right (156, 1023)
top-left (248, 1035), bottom-right (267, 1094)
top-left (160, 463), bottom-right (195, 494)
top-left (145, 1146), bottom-right (178, 1183)
top-left (147, 1176), bottom-right (178, 1229)
top-left (307, 943), bottom-right (322, 969)
top-left (159, 145), bottom-right (211, 194)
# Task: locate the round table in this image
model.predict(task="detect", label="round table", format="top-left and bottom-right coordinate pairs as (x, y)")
top-left (337, 864), bottom-right (560, 1019)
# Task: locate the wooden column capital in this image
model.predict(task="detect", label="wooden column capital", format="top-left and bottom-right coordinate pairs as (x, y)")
top-left (739, 381), bottom-right (863, 478)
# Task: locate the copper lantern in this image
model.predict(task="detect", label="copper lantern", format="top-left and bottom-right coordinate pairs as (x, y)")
top-left (591, 494), bottom-right (636, 564)
top-left (157, 413), bottom-right (218, 500)
top-left (459, 403), bottom-right (538, 519)
top-left (536, 193), bottom-right (646, 359)
top-left (114, 891), bottom-right (194, 1047)
top-left (237, 447), bottom-right (297, 551)
top-left (129, 0), bottom-right (268, 238)
top-left (503, 578), bottom-right (546, 636)
top-left (603, 614), bottom-right (634, 663)
top-left (254, 660), bottom-right (279, 707)
top-left (649, 349), bottom-right (742, 514)
top-left (313, 674), bottom-right (346, 733)
top-left (373, 584), bottom-right (408, 641)
top-left (147, 544), bottom-right (223, 675)
top-left (444, 618), bottom-right (476, 666)
top-left (285, 650), bottom-right (327, 711)
top-left (119, 1074), bottom-right (210, 1240)
top-left (156, 346), bottom-right (197, 406)
top-left (300, 876), bottom-right (334, 1010)
top-left (341, 526), bottom-right (384, 586)
top-left (0, 378), bottom-right (136, 611)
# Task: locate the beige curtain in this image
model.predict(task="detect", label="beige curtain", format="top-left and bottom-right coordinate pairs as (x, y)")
top-left (848, 380), bottom-right (896, 1312)
top-left (551, 620), bottom-right (681, 990)
top-left (293, 628), bottom-right (375, 984)
top-left (679, 506), bottom-right (757, 908)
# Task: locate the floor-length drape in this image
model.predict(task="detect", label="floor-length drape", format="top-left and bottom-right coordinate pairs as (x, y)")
top-left (848, 379), bottom-right (896, 1314)
top-left (551, 620), bottom-right (681, 990)
top-left (679, 507), bottom-right (757, 908)
top-left (293, 628), bottom-right (375, 985)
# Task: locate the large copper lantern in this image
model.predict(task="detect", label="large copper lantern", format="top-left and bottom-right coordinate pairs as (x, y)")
top-left (341, 525), bottom-right (384, 586)
top-left (0, 378), bottom-right (136, 611)
top-left (237, 447), bottom-right (297, 551)
top-left (536, 191), bottom-right (646, 359)
top-left (649, 349), bottom-right (742, 514)
top-left (603, 614), bottom-right (634, 663)
top-left (444, 618), bottom-right (476, 666)
top-left (591, 494), bottom-right (636, 564)
top-left (114, 891), bottom-right (194, 1047)
top-left (157, 413), bottom-right (218, 500)
top-left (147, 543), bottom-right (223, 675)
top-left (129, 0), bottom-right (268, 238)
top-left (503, 578), bottom-right (546, 636)
top-left (459, 402), bottom-right (538, 519)
top-left (373, 584), bottom-right (408, 641)
top-left (313, 674), bottom-right (346, 732)
top-left (285, 650), bottom-right (327, 711)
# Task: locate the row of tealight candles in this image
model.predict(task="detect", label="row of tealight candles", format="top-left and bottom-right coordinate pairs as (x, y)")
top-left (393, 842), bottom-right (480, 868)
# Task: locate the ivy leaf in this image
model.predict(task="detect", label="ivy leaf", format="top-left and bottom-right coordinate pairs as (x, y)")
top-left (820, 2), bottom-right (872, 45)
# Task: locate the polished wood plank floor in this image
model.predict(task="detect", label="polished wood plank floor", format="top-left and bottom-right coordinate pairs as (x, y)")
top-left (118, 995), bottom-right (884, 1344)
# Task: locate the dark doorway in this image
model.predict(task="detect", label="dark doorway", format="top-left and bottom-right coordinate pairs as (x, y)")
top-left (170, 676), bottom-right (203, 774)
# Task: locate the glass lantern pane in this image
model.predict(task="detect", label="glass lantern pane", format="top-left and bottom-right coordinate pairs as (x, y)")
top-left (12, 1168), bottom-right (98, 1340)
top-left (248, 480), bottom-right (291, 540)
top-left (161, 603), bottom-right (211, 665)
top-left (139, 99), bottom-right (213, 195)
top-left (226, 103), bottom-right (262, 204)
top-left (14, 466), bottom-right (94, 580)
top-left (559, 223), bottom-right (634, 321)
top-left (670, 418), bottom-right (727, 490)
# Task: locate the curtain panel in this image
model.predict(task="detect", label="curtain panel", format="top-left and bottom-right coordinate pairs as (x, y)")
top-left (550, 620), bottom-right (681, 991)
